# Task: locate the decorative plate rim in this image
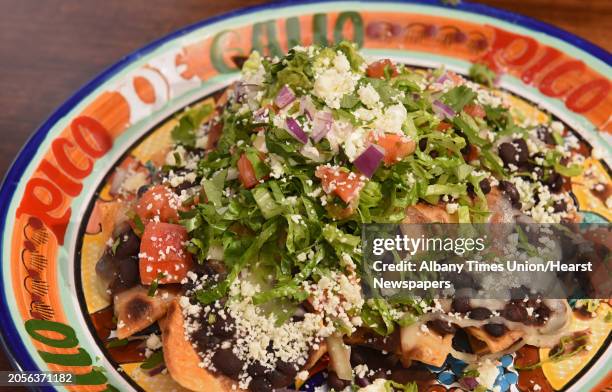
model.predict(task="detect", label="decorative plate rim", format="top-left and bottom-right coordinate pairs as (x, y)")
top-left (0, 0), bottom-right (609, 388)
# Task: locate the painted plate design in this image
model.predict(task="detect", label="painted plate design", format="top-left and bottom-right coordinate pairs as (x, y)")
top-left (0, 1), bottom-right (610, 391)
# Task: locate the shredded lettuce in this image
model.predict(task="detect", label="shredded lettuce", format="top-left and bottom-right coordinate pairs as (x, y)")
top-left (161, 42), bottom-right (587, 345)
top-left (202, 169), bottom-right (226, 207)
top-left (171, 103), bottom-right (214, 147)
top-left (441, 85), bottom-right (477, 112)
top-left (469, 63), bottom-right (496, 87)
top-left (361, 298), bottom-right (397, 336)
top-left (252, 185), bottom-right (284, 219)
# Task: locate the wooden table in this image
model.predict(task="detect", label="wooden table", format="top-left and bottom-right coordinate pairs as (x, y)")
top-left (0, 0), bottom-right (609, 387)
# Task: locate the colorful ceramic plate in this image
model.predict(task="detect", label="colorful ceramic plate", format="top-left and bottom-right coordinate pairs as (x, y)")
top-left (0, 1), bottom-right (610, 391)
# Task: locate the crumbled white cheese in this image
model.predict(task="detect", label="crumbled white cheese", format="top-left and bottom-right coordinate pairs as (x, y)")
top-left (358, 378), bottom-right (387, 392)
top-left (313, 52), bottom-right (358, 109)
top-left (475, 359), bottom-right (501, 392)
top-left (165, 145), bottom-right (187, 167)
top-left (343, 127), bottom-right (369, 162)
top-left (373, 103), bottom-right (407, 135)
top-left (358, 84), bottom-right (381, 109)
top-left (120, 171), bottom-right (148, 194)
top-left (146, 333), bottom-right (162, 350)
top-left (445, 203), bottom-right (459, 214)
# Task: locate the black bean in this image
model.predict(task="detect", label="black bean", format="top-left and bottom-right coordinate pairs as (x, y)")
top-left (499, 180), bottom-right (521, 206)
top-left (479, 178), bottom-right (491, 194)
top-left (484, 323), bottom-right (507, 337)
top-left (536, 126), bottom-right (555, 144)
top-left (498, 142), bottom-right (518, 166)
top-left (95, 253), bottom-right (118, 282)
top-left (191, 328), bottom-right (212, 352)
top-left (350, 348), bottom-right (366, 366)
top-left (535, 305), bottom-right (551, 323)
top-left (467, 183), bottom-right (475, 197)
top-left (108, 256), bottom-right (139, 294)
top-left (390, 368), bottom-right (412, 384)
top-left (560, 238), bottom-right (578, 260)
top-left (509, 285), bottom-right (530, 300)
top-left (247, 362), bottom-right (267, 378)
top-left (369, 369), bottom-right (387, 382)
top-left (211, 348), bottom-right (243, 378)
top-left (249, 376), bottom-right (273, 392)
top-left (552, 200), bottom-right (567, 212)
top-left (419, 138), bottom-right (428, 152)
top-left (452, 297), bottom-right (471, 313)
top-left (427, 319), bottom-right (457, 335)
top-left (450, 270), bottom-right (476, 290)
top-left (512, 139), bottom-right (529, 164)
top-left (545, 172), bottom-right (564, 192)
top-left (205, 260), bottom-right (228, 279)
top-left (503, 303), bottom-right (528, 322)
top-left (532, 166), bottom-right (544, 181)
top-left (382, 251), bottom-right (395, 265)
top-left (468, 307), bottom-right (492, 320)
top-left (137, 185), bottom-right (150, 197)
top-left (327, 371), bottom-right (351, 390)
top-left (114, 229), bottom-right (141, 258)
top-left (267, 369), bottom-right (293, 388)
top-left (276, 361), bottom-right (297, 377)
top-left (174, 180), bottom-right (197, 194)
top-left (210, 315), bottom-right (235, 338)
top-left (356, 377), bottom-right (371, 387)
top-left (382, 354), bottom-right (399, 368)
top-left (231, 55), bottom-right (249, 69)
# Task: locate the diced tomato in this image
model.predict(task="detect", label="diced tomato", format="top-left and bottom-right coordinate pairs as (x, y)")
top-left (373, 133), bottom-right (416, 165)
top-left (446, 71), bottom-right (465, 85)
top-left (237, 153), bottom-right (259, 189)
top-left (464, 104), bottom-right (486, 118)
top-left (134, 185), bottom-right (181, 224)
top-left (463, 144), bottom-right (480, 162)
top-left (139, 222), bottom-right (193, 284)
top-left (366, 59), bottom-right (399, 79)
top-left (437, 121), bottom-right (452, 131)
top-left (315, 166), bottom-right (364, 204)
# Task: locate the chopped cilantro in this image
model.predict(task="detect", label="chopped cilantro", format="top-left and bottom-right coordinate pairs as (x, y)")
top-left (147, 273), bottom-right (164, 297)
top-left (110, 237), bottom-right (120, 255)
top-left (132, 214), bottom-right (145, 235)
top-left (140, 350), bottom-right (164, 370)
top-left (106, 338), bottom-right (129, 348)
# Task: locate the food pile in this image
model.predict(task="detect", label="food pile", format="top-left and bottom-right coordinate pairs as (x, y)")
top-left (96, 42), bottom-right (592, 392)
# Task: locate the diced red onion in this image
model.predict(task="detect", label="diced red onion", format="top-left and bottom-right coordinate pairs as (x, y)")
top-left (353, 145), bottom-right (385, 178)
top-left (300, 96), bottom-right (315, 121)
top-left (147, 364), bottom-right (166, 377)
top-left (253, 107), bottom-right (269, 123)
top-left (285, 117), bottom-right (308, 144)
top-left (432, 99), bottom-right (456, 119)
top-left (311, 111), bottom-right (333, 142)
top-left (435, 73), bottom-right (449, 84)
top-left (275, 85), bottom-right (296, 108)
top-left (459, 377), bottom-right (479, 389)
top-left (233, 82), bottom-right (246, 103)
